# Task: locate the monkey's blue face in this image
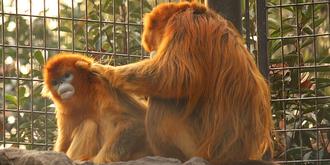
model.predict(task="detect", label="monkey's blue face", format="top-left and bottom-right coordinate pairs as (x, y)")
top-left (51, 72), bottom-right (75, 100)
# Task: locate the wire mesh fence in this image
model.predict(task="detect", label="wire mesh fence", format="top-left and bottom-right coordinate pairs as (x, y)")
top-left (0, 0), bottom-right (329, 164)
top-left (263, 0), bottom-right (330, 164)
top-left (0, 0), bottom-right (155, 151)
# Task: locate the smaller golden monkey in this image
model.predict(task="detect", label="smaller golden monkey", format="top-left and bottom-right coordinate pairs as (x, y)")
top-left (42, 53), bottom-right (151, 163)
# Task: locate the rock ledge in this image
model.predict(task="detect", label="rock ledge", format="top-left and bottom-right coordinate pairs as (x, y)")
top-left (0, 148), bottom-right (209, 165)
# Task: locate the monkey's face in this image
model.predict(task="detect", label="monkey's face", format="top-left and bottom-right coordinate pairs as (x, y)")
top-left (42, 54), bottom-right (93, 102)
top-left (142, 2), bottom-right (191, 52)
top-left (44, 64), bottom-right (81, 102)
top-left (142, 2), bottom-right (207, 54)
top-left (50, 72), bottom-right (75, 100)
top-left (142, 16), bottom-right (165, 52)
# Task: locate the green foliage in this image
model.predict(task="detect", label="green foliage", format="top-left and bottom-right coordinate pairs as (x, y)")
top-left (266, 0), bottom-right (330, 162)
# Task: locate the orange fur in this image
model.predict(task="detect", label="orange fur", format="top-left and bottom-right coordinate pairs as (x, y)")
top-left (78, 2), bottom-right (274, 165)
top-left (42, 53), bottom-right (151, 163)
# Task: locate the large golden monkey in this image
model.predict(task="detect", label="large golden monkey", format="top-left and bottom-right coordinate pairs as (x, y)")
top-left (42, 53), bottom-right (151, 163)
top-left (77, 2), bottom-right (274, 165)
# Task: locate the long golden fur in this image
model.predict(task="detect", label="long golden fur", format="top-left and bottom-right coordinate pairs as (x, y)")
top-left (42, 53), bottom-right (151, 163)
top-left (78, 1), bottom-right (273, 164)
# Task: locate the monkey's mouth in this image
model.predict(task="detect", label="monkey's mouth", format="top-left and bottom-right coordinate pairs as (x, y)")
top-left (58, 85), bottom-right (75, 100)
top-left (60, 90), bottom-right (75, 100)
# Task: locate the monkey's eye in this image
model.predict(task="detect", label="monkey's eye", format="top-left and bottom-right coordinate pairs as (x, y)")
top-left (64, 72), bottom-right (70, 78)
top-left (51, 80), bottom-right (58, 86)
top-left (63, 73), bottom-right (73, 82)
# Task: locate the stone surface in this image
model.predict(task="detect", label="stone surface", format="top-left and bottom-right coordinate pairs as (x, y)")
top-left (0, 148), bottom-right (209, 165)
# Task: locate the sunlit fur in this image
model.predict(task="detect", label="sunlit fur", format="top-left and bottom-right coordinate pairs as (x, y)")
top-left (42, 53), bottom-right (150, 163)
top-left (83, 2), bottom-right (274, 165)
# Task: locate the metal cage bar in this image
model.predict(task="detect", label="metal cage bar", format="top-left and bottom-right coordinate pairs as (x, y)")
top-left (256, 0), bottom-right (269, 79)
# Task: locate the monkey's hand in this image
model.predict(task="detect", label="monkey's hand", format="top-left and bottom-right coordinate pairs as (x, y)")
top-left (75, 60), bottom-right (91, 72)
top-left (75, 61), bottom-right (114, 76)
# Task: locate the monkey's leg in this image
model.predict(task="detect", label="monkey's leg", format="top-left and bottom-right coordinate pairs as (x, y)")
top-left (93, 122), bottom-right (148, 163)
top-left (66, 119), bottom-right (100, 161)
top-left (146, 112), bottom-right (197, 161)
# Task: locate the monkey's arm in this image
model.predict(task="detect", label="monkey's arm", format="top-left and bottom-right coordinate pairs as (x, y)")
top-left (54, 116), bottom-right (72, 153)
top-left (66, 119), bottom-right (100, 161)
top-left (54, 129), bottom-right (71, 153)
top-left (76, 59), bottom-right (191, 98)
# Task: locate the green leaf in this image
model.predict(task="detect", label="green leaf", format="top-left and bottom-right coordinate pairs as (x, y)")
top-left (52, 26), bottom-right (72, 33)
top-left (317, 55), bottom-right (330, 64)
top-left (302, 26), bottom-right (313, 34)
top-left (270, 38), bottom-right (296, 54)
top-left (317, 83), bottom-right (330, 89)
top-left (0, 48), bottom-right (2, 61)
top-left (313, 17), bottom-right (326, 27)
top-left (34, 51), bottom-right (44, 65)
top-left (102, 0), bottom-right (114, 13)
top-left (317, 108), bottom-right (330, 122)
top-left (271, 23), bottom-right (296, 37)
top-left (18, 86), bottom-right (26, 99)
top-left (301, 7), bottom-right (312, 26)
top-left (300, 38), bottom-right (313, 48)
top-left (310, 78), bottom-right (330, 83)
top-left (5, 94), bottom-right (18, 106)
top-left (268, 18), bottom-right (279, 30)
top-left (301, 67), bottom-right (330, 73)
top-left (285, 146), bottom-right (311, 157)
top-left (270, 53), bottom-right (298, 64)
top-left (19, 121), bottom-right (31, 129)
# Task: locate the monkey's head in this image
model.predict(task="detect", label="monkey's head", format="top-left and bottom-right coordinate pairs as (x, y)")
top-left (42, 53), bottom-right (94, 102)
top-left (142, 1), bottom-right (206, 52)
